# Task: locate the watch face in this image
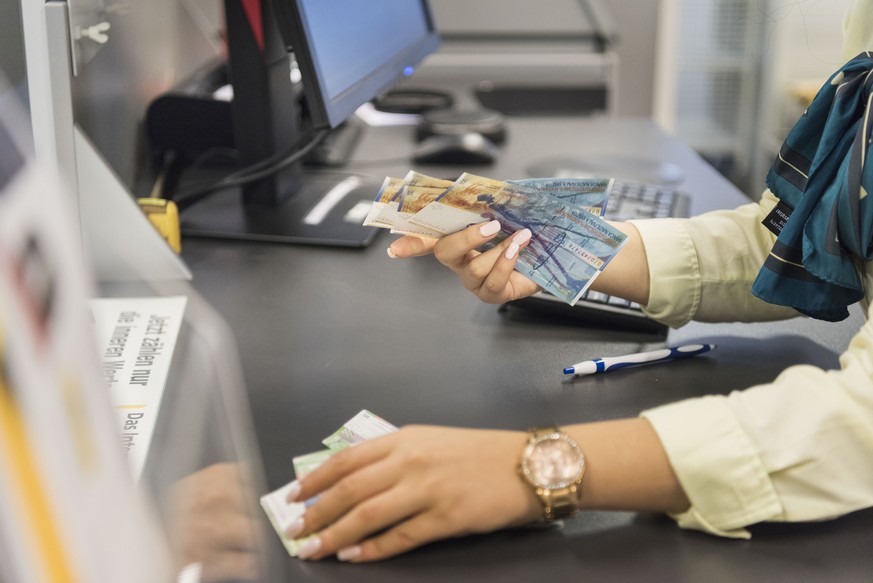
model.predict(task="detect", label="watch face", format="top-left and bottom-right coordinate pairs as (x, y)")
top-left (522, 434), bottom-right (585, 489)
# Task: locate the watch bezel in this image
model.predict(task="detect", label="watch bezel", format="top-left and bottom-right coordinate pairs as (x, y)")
top-left (520, 430), bottom-right (586, 490)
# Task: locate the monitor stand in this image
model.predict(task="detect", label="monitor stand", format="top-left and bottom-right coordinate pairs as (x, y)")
top-left (179, 171), bottom-right (382, 247)
top-left (175, 0), bottom-right (380, 248)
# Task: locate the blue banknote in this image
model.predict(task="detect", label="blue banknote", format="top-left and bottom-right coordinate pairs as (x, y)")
top-left (508, 177), bottom-right (612, 216)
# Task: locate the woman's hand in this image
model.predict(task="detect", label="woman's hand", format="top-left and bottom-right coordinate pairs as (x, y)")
top-left (285, 425), bottom-right (542, 562)
top-left (387, 220), bottom-right (542, 304)
top-left (389, 220), bottom-right (652, 308)
top-left (168, 463), bottom-right (262, 582)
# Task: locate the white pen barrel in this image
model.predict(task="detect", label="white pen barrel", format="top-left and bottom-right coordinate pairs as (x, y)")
top-left (601, 348), bottom-right (672, 372)
top-left (565, 344), bottom-right (715, 375)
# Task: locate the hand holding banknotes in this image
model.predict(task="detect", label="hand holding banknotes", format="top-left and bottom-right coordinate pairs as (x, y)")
top-left (284, 420), bottom-right (689, 562)
top-left (390, 221), bottom-right (542, 304)
top-left (285, 426), bottom-right (543, 562)
top-left (388, 218), bottom-right (650, 307)
top-left (368, 173), bottom-right (632, 305)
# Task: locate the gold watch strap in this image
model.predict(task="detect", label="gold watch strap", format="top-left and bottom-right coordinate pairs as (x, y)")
top-left (537, 483), bottom-right (582, 521)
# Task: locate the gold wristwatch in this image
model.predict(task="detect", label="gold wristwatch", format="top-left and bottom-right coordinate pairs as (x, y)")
top-left (519, 426), bottom-right (586, 521)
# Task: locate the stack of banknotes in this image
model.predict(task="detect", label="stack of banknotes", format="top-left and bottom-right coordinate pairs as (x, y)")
top-left (260, 410), bottom-right (399, 557)
top-left (362, 172), bottom-right (627, 305)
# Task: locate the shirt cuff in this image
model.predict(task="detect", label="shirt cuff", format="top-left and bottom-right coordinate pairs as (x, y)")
top-left (641, 395), bottom-right (784, 538)
top-left (627, 218), bottom-right (700, 328)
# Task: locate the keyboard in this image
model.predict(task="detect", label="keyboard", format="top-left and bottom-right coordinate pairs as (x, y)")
top-left (605, 178), bottom-right (690, 221)
top-left (509, 179), bottom-right (690, 333)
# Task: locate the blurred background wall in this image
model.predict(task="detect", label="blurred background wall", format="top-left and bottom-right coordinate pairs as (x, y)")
top-left (4, 0), bottom-right (854, 199)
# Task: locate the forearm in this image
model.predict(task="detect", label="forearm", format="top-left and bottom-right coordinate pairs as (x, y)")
top-left (626, 197), bottom-right (800, 326)
top-left (564, 418), bottom-right (690, 514)
top-left (590, 221), bottom-right (651, 307)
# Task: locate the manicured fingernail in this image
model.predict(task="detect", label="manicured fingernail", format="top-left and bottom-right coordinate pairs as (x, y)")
top-left (285, 480), bottom-right (300, 503)
top-left (285, 480), bottom-right (301, 502)
top-left (386, 246), bottom-right (398, 258)
top-left (479, 220), bottom-right (501, 237)
top-left (285, 517), bottom-right (304, 539)
top-left (513, 228), bottom-right (532, 245)
top-left (505, 242), bottom-right (520, 259)
top-left (298, 536), bottom-right (322, 560)
top-left (337, 545), bottom-right (362, 562)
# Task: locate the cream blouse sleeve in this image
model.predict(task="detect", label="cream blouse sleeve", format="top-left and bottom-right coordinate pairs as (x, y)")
top-left (628, 190), bottom-right (798, 328)
top-left (640, 313), bottom-right (873, 538)
top-left (628, 193), bottom-right (873, 538)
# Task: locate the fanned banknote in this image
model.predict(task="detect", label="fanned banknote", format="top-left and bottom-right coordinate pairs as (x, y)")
top-left (364, 172), bottom-right (452, 235)
top-left (404, 172), bottom-right (499, 235)
top-left (508, 177), bottom-right (612, 215)
top-left (363, 176), bottom-right (405, 228)
top-left (402, 170), bottom-right (454, 191)
top-left (261, 410), bottom-right (398, 557)
top-left (391, 184), bottom-right (448, 238)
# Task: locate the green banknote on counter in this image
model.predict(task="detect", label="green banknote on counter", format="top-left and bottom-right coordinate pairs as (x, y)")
top-left (260, 410), bottom-right (398, 557)
top-left (321, 409), bottom-right (399, 451)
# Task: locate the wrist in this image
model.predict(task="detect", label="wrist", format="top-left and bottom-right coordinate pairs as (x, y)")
top-left (563, 419), bottom-right (690, 514)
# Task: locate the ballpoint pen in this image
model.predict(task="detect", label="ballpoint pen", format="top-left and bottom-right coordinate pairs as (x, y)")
top-left (563, 343), bottom-right (716, 375)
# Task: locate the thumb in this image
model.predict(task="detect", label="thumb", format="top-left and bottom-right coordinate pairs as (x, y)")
top-left (387, 235), bottom-right (438, 258)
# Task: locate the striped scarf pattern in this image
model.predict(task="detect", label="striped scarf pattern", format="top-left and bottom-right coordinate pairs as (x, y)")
top-left (752, 52), bottom-right (873, 321)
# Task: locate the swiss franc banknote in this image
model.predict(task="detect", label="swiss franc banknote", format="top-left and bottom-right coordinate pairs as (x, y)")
top-left (362, 176), bottom-right (404, 229)
top-left (364, 171), bottom-right (451, 235)
top-left (259, 482), bottom-right (315, 557)
top-left (260, 410), bottom-right (398, 557)
top-left (392, 183), bottom-right (449, 238)
top-left (508, 177), bottom-right (612, 216)
top-left (322, 409), bottom-right (399, 450)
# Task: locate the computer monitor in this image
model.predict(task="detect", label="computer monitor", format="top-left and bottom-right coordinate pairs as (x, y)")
top-left (274, 0), bottom-right (439, 129)
top-left (176, 0), bottom-right (440, 247)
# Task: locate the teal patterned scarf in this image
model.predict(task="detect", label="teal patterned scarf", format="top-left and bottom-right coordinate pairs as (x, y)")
top-left (752, 52), bottom-right (873, 321)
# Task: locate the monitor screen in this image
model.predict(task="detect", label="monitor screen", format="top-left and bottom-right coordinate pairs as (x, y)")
top-left (275, 0), bottom-right (439, 128)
